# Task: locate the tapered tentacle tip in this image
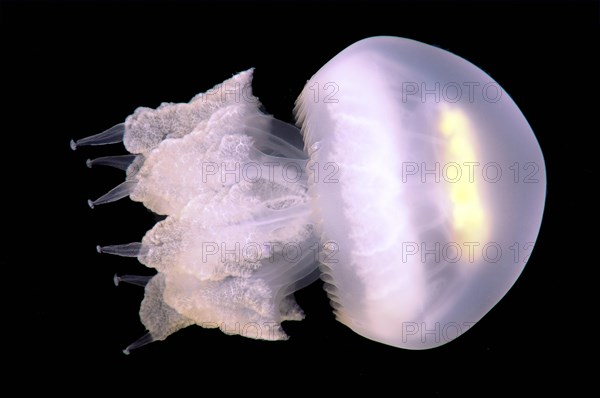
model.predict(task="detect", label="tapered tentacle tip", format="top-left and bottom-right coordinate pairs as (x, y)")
top-left (86, 181), bottom-right (136, 208)
top-left (113, 274), bottom-right (120, 286)
top-left (85, 155), bottom-right (136, 171)
top-left (70, 124), bottom-right (126, 149)
top-left (95, 242), bottom-right (142, 257)
top-left (122, 333), bottom-right (154, 355)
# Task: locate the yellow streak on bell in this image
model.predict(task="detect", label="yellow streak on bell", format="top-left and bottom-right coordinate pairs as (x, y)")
top-left (439, 108), bottom-right (487, 243)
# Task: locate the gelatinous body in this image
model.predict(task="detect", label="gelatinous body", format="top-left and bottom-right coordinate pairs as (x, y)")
top-left (72, 36), bottom-right (545, 352)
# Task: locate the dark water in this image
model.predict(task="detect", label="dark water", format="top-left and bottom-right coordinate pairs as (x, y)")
top-left (5, 0), bottom-right (595, 394)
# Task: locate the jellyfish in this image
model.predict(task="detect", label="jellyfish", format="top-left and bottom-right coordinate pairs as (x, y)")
top-left (71, 36), bottom-right (545, 353)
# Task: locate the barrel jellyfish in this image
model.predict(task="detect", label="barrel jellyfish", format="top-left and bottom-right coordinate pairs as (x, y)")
top-left (71, 36), bottom-right (546, 353)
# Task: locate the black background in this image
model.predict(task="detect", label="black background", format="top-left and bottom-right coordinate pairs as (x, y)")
top-left (4, 0), bottom-right (597, 394)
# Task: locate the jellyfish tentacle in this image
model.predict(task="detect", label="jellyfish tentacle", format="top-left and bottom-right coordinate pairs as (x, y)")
top-left (113, 274), bottom-right (153, 287)
top-left (70, 123), bottom-right (125, 150)
top-left (122, 332), bottom-right (153, 355)
top-left (86, 154), bottom-right (137, 170)
top-left (244, 114), bottom-right (306, 158)
top-left (122, 274), bottom-right (194, 354)
top-left (87, 180), bottom-right (137, 208)
top-left (97, 242), bottom-right (144, 257)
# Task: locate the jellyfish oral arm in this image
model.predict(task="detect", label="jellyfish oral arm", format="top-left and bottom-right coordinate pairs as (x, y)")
top-left (74, 69), bottom-right (319, 353)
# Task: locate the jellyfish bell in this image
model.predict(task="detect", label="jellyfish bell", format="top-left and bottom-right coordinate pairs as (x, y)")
top-left (295, 36), bottom-right (546, 349)
top-left (71, 36), bottom-right (545, 352)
